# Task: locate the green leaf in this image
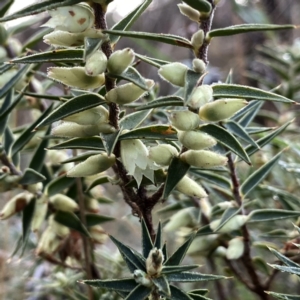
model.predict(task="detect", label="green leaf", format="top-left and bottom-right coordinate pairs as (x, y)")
top-left (82, 278), bottom-right (137, 291)
top-left (167, 285), bottom-right (193, 300)
top-left (120, 110), bottom-right (151, 130)
top-left (141, 218), bottom-right (153, 258)
top-left (225, 120), bottom-right (259, 149)
top-left (189, 290), bottom-right (209, 296)
top-left (22, 198), bottom-right (36, 242)
top-left (0, 89), bottom-right (13, 136)
top-left (54, 211), bottom-right (90, 237)
top-left (240, 149), bottom-right (284, 197)
top-left (166, 272), bottom-right (227, 282)
top-left (11, 104), bottom-right (53, 156)
top-left (61, 151), bottom-right (101, 164)
top-left (265, 292), bottom-right (300, 300)
top-left (135, 96), bottom-right (184, 111)
top-left (269, 248), bottom-right (300, 268)
top-left (196, 225), bottom-right (214, 236)
top-left (22, 28), bottom-right (52, 50)
top-left (162, 265), bottom-right (199, 275)
top-left (9, 49), bottom-right (84, 64)
top-left (0, 88), bottom-right (25, 121)
top-left (19, 168), bottom-right (46, 185)
top-left (84, 37), bottom-right (103, 61)
top-left (110, 235), bottom-right (146, 272)
top-left (212, 84), bottom-right (295, 103)
top-left (113, 67), bottom-right (148, 90)
top-left (181, 0), bottom-right (211, 13)
top-left (0, 0), bottom-right (14, 18)
top-left (208, 24), bottom-right (295, 38)
top-left (268, 264), bottom-right (300, 276)
top-left (104, 30), bottom-right (193, 49)
top-left (85, 214), bottom-right (114, 227)
top-left (48, 137), bottom-right (105, 151)
top-left (85, 175), bottom-right (111, 192)
top-left (3, 126), bottom-right (14, 155)
top-left (0, 0), bottom-right (84, 22)
top-left (154, 221), bottom-right (162, 250)
top-left (125, 284), bottom-right (152, 300)
top-left (0, 65), bottom-right (30, 99)
top-left (45, 175), bottom-right (75, 197)
top-left (153, 276), bottom-right (170, 296)
top-left (163, 157), bottom-right (190, 199)
top-left (110, 0), bottom-right (152, 44)
top-left (165, 233), bottom-right (195, 266)
top-left (28, 126), bottom-right (51, 172)
top-left (36, 94), bottom-right (105, 129)
top-left (101, 129), bottom-right (121, 156)
top-left (135, 53), bottom-right (170, 68)
top-left (189, 293), bottom-right (211, 300)
top-left (184, 70), bottom-right (202, 103)
top-left (248, 209), bottom-right (300, 223)
top-left (232, 100), bottom-right (261, 121)
top-left (246, 120), bottom-right (292, 156)
top-left (238, 101), bottom-right (264, 127)
top-left (0, 63), bottom-right (14, 75)
top-left (119, 125), bottom-right (177, 141)
top-left (199, 124), bottom-right (251, 164)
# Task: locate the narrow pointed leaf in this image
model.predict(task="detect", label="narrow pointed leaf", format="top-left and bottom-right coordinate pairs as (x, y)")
top-left (101, 129), bottom-right (121, 156)
top-left (113, 67), bottom-right (148, 90)
top-left (82, 278), bottom-right (137, 291)
top-left (11, 104), bottom-right (53, 156)
top-left (163, 157), bottom-right (190, 199)
top-left (189, 290), bottom-right (209, 296)
top-left (167, 285), bottom-right (193, 300)
top-left (196, 225), bottom-right (214, 236)
top-left (165, 233), bottom-right (196, 266)
top-left (48, 137), bottom-right (105, 150)
top-left (238, 101), bottom-right (264, 127)
top-left (135, 53), bottom-right (170, 68)
top-left (162, 243), bottom-right (168, 262)
top-left (213, 206), bottom-right (241, 232)
top-left (61, 151), bottom-right (101, 164)
top-left (240, 149), bottom-right (284, 197)
top-left (162, 265), bottom-right (200, 274)
top-left (0, 0), bottom-right (14, 18)
top-left (119, 125), bottom-right (177, 141)
top-left (120, 110), bottom-right (151, 130)
top-left (269, 248), bottom-right (300, 268)
top-left (190, 169), bottom-right (231, 189)
top-left (0, 0), bottom-right (84, 22)
top-left (22, 28), bottom-right (52, 50)
top-left (265, 291), bottom-right (300, 300)
top-left (189, 294), bottom-right (211, 300)
top-left (248, 209), bottom-right (300, 223)
top-left (152, 276), bottom-right (170, 296)
top-left (22, 198), bottom-right (36, 242)
top-left (54, 211), bottom-right (90, 237)
top-left (141, 218), bottom-right (153, 258)
top-left (46, 175), bottom-right (75, 197)
top-left (154, 221), bottom-right (162, 250)
top-left (110, 235), bottom-right (146, 272)
top-left (84, 38), bottom-right (103, 61)
top-left (85, 175), bottom-right (111, 192)
top-left (0, 88), bottom-right (25, 120)
top-left (110, 0), bottom-right (152, 44)
top-left (36, 94), bottom-right (105, 128)
top-left (104, 30), bottom-right (193, 49)
top-left (208, 24), bottom-right (295, 38)
top-left (0, 89), bottom-right (13, 136)
top-left (125, 284), bottom-right (151, 300)
top-left (3, 126), bottom-right (14, 155)
top-left (0, 63), bottom-right (14, 75)
top-left (212, 84), bottom-right (294, 103)
top-left (184, 70), bottom-right (202, 103)
top-left (268, 264), bottom-right (300, 276)
top-left (9, 49), bottom-right (84, 64)
top-left (19, 168), bottom-right (46, 185)
top-left (135, 96), bottom-right (184, 111)
top-left (225, 120), bottom-right (259, 149)
top-left (181, 0), bottom-right (211, 13)
top-left (85, 214), bottom-right (114, 227)
top-left (166, 272), bottom-right (227, 282)
top-left (231, 100), bottom-right (261, 121)
top-left (199, 124), bottom-right (251, 164)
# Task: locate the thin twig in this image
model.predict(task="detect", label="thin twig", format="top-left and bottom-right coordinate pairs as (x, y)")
top-left (0, 148), bottom-right (22, 176)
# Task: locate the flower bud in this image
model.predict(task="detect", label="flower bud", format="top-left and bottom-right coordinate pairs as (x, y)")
top-left (146, 248), bottom-right (164, 276)
top-left (0, 192), bottom-right (33, 220)
top-left (187, 85), bottom-right (213, 109)
top-left (89, 225), bottom-right (107, 244)
top-left (85, 50), bottom-right (107, 76)
top-left (0, 46), bottom-right (7, 61)
top-left (210, 215), bottom-right (248, 233)
top-left (164, 207), bottom-right (198, 232)
top-left (36, 226), bottom-right (61, 255)
top-left (158, 62), bottom-right (187, 87)
top-left (212, 246), bottom-right (227, 257)
top-left (176, 175), bottom-right (208, 198)
top-left (178, 3), bottom-right (200, 22)
top-left (180, 150), bottom-right (228, 168)
top-left (105, 80), bottom-right (154, 105)
top-left (43, 4), bottom-right (94, 33)
top-left (191, 29), bottom-right (204, 51)
top-left (47, 67), bottom-right (105, 89)
top-left (134, 270), bottom-right (152, 287)
top-left (199, 98), bottom-right (248, 122)
top-left (192, 58), bottom-right (206, 73)
top-left (177, 130), bottom-right (216, 150)
top-left (67, 153), bottom-right (116, 177)
top-left (31, 195), bottom-right (48, 232)
top-left (187, 235), bottom-right (219, 255)
top-left (27, 182), bottom-right (43, 194)
top-left (49, 215), bottom-right (70, 238)
top-left (63, 105), bottom-right (109, 125)
top-left (169, 110), bottom-right (200, 131)
top-left (44, 30), bottom-right (85, 47)
top-left (50, 194), bottom-right (79, 212)
top-left (226, 237), bottom-right (244, 260)
top-left (86, 197), bottom-right (100, 213)
top-left (107, 48), bottom-right (135, 75)
top-left (148, 144), bottom-right (178, 166)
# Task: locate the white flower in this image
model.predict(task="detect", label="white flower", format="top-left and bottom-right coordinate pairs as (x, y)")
top-left (120, 139), bottom-right (158, 187)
